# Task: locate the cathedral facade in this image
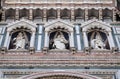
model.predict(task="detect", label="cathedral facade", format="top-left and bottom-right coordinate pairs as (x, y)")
top-left (0, 0), bottom-right (120, 79)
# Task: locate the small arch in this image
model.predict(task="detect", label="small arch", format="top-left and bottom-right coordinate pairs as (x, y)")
top-left (102, 8), bottom-right (112, 20)
top-left (61, 8), bottom-right (70, 19)
top-left (19, 8), bottom-right (29, 19)
top-left (6, 8), bottom-right (15, 19)
top-left (88, 8), bottom-right (99, 20)
top-left (33, 9), bottom-right (43, 19)
top-left (47, 8), bottom-right (57, 19)
top-left (75, 8), bottom-right (84, 19)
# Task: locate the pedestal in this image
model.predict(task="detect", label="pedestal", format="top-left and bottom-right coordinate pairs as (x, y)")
top-left (84, 47), bottom-right (90, 54)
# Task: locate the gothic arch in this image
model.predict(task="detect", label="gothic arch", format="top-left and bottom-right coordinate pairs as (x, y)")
top-left (43, 19), bottom-right (75, 51)
top-left (44, 19), bottom-right (73, 32)
top-left (81, 19), bottom-right (111, 32)
top-left (81, 19), bottom-right (116, 51)
top-left (3, 19), bottom-right (37, 50)
top-left (7, 19), bottom-right (37, 32)
top-left (17, 72), bottom-right (102, 79)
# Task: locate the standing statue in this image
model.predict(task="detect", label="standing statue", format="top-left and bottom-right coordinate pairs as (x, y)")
top-left (13, 32), bottom-right (26, 49)
top-left (52, 33), bottom-right (68, 50)
top-left (91, 35), bottom-right (105, 50)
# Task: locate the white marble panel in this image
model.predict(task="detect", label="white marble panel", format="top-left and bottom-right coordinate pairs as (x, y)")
top-left (37, 35), bottom-right (42, 50)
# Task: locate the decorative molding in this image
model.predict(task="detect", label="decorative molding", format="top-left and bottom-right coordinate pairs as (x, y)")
top-left (7, 18), bottom-right (37, 32)
top-left (44, 19), bottom-right (73, 32)
top-left (81, 19), bottom-right (111, 32)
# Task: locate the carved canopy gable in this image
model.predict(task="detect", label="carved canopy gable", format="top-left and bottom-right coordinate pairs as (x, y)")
top-left (44, 19), bottom-right (74, 32)
top-left (7, 19), bottom-right (37, 32)
top-left (81, 19), bottom-right (111, 32)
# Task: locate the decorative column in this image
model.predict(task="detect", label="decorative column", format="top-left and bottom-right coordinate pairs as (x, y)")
top-left (85, 8), bottom-right (88, 21)
top-left (57, 8), bottom-right (61, 19)
top-left (83, 31), bottom-right (89, 53)
top-left (43, 8), bottom-right (47, 22)
top-left (112, 9), bottom-right (116, 22)
top-left (43, 31), bottom-right (49, 53)
top-left (37, 24), bottom-right (43, 51)
top-left (2, 31), bottom-right (10, 52)
top-left (29, 32), bottom-right (36, 53)
top-left (75, 25), bottom-right (82, 50)
top-left (70, 31), bottom-right (76, 53)
top-left (29, 9), bottom-right (33, 20)
top-left (99, 8), bottom-right (102, 20)
top-left (2, 9), bottom-right (5, 21)
top-left (0, 71), bottom-right (3, 78)
top-left (116, 70), bottom-right (120, 79)
top-left (15, 8), bottom-right (19, 20)
top-left (107, 31), bottom-right (117, 52)
top-left (71, 8), bottom-right (74, 22)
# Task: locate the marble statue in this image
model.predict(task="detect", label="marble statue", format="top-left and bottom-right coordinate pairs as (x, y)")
top-left (52, 33), bottom-right (68, 50)
top-left (13, 32), bottom-right (26, 49)
top-left (91, 35), bottom-right (105, 50)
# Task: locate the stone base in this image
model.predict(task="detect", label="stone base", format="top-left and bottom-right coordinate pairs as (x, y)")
top-left (29, 47), bottom-right (35, 54)
top-left (70, 47), bottom-right (76, 54)
top-left (43, 47), bottom-right (48, 54)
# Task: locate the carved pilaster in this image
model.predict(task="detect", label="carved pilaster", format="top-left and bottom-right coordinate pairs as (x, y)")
top-left (112, 9), bottom-right (116, 22)
top-left (83, 31), bottom-right (89, 53)
top-left (15, 8), bottom-right (19, 20)
top-left (71, 8), bottom-right (74, 22)
top-left (99, 8), bottom-right (102, 20)
top-left (57, 8), bottom-right (61, 19)
top-left (43, 8), bottom-right (47, 22)
top-left (2, 9), bottom-right (5, 21)
top-left (29, 9), bottom-right (33, 20)
top-left (85, 8), bottom-right (88, 21)
top-left (30, 32), bottom-right (35, 53)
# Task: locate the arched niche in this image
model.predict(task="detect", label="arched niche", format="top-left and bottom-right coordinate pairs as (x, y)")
top-left (17, 72), bottom-right (102, 79)
top-left (49, 28), bottom-right (70, 50)
top-left (3, 19), bottom-right (37, 51)
top-left (81, 19), bottom-right (116, 52)
top-left (43, 19), bottom-right (75, 52)
top-left (9, 27), bottom-right (31, 50)
top-left (87, 28), bottom-right (110, 50)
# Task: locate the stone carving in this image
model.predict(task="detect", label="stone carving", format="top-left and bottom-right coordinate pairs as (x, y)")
top-left (91, 35), bottom-right (105, 50)
top-left (52, 32), bottom-right (68, 50)
top-left (13, 32), bottom-right (28, 49)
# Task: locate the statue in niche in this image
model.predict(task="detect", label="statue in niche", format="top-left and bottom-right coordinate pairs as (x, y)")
top-left (52, 32), bottom-right (68, 50)
top-left (13, 32), bottom-right (28, 49)
top-left (91, 35), bottom-right (105, 50)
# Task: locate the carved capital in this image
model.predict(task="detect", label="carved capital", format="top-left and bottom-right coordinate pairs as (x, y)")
top-left (29, 47), bottom-right (35, 54)
top-left (84, 47), bottom-right (90, 54)
top-left (1, 47), bottom-right (7, 54)
top-left (70, 47), bottom-right (76, 54)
